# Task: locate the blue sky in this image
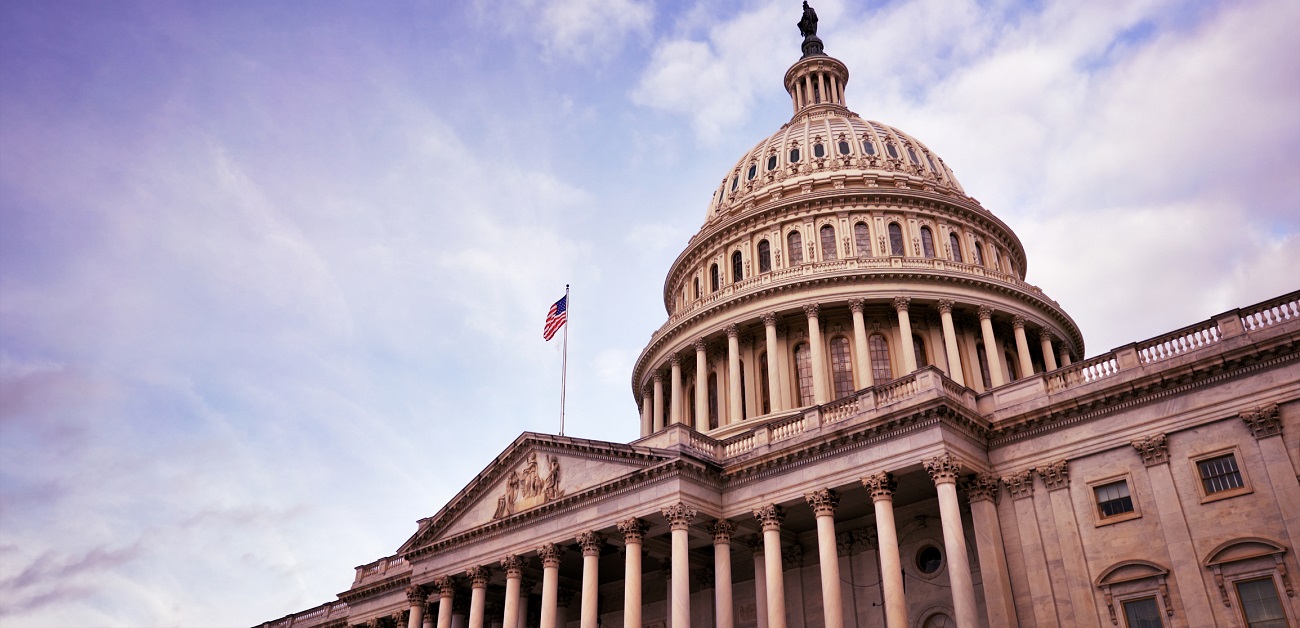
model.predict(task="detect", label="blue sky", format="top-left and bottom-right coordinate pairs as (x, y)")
top-left (2, 0), bottom-right (1297, 624)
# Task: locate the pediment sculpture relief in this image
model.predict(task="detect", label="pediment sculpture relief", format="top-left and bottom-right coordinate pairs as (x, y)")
top-left (492, 452), bottom-right (564, 520)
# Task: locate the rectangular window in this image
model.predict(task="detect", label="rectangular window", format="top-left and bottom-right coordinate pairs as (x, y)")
top-left (1235, 578), bottom-right (1288, 627)
top-left (1095, 480), bottom-right (1135, 519)
top-left (1122, 597), bottom-right (1163, 628)
top-left (1198, 453), bottom-right (1244, 494)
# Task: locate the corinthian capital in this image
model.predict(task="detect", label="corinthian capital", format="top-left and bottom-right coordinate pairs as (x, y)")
top-left (616, 517), bottom-right (648, 544)
top-left (753, 504), bottom-right (785, 531)
top-left (977, 305), bottom-right (994, 321)
top-left (537, 543), bottom-right (565, 567)
top-left (848, 298), bottom-right (865, 314)
top-left (577, 531), bottom-right (605, 557)
top-left (935, 299), bottom-right (955, 315)
top-left (804, 488), bottom-right (839, 516)
top-left (407, 585), bottom-right (429, 605)
top-left (803, 303), bottom-right (820, 319)
top-left (1005, 469), bottom-right (1036, 499)
top-left (1131, 433), bottom-right (1169, 467)
top-left (707, 519), bottom-right (736, 544)
top-left (466, 565), bottom-right (491, 587)
top-left (433, 576), bottom-right (457, 597)
top-left (693, 337), bottom-right (707, 352)
top-left (669, 355), bottom-right (680, 368)
top-left (1039, 329), bottom-right (1055, 343)
top-left (923, 453), bottom-right (962, 485)
top-left (761, 312), bottom-right (778, 327)
top-left (1241, 403), bottom-right (1282, 439)
top-left (862, 471), bottom-right (897, 500)
top-left (1037, 460), bottom-right (1069, 491)
top-left (962, 472), bottom-right (1002, 503)
top-left (1012, 314), bottom-right (1028, 330)
top-left (501, 554), bottom-right (523, 577)
top-left (662, 502), bottom-right (698, 530)
top-left (725, 324), bottom-right (739, 339)
top-left (892, 296), bottom-right (911, 313)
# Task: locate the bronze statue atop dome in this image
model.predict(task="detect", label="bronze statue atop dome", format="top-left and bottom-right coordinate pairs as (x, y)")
top-left (797, 2), bottom-right (824, 57)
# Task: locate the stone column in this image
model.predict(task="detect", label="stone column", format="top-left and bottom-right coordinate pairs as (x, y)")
top-left (663, 503), bottom-right (698, 628)
top-left (435, 577), bottom-right (456, 628)
top-left (863, 472), bottom-right (906, 628)
top-left (745, 535), bottom-right (769, 628)
top-left (923, 454), bottom-right (978, 628)
top-left (763, 313), bottom-right (785, 411)
top-left (670, 357), bottom-right (683, 425)
top-left (805, 489), bottom-right (844, 628)
top-left (805, 304), bottom-right (829, 403)
top-left (978, 306), bottom-right (1006, 386)
top-left (425, 603), bottom-right (436, 628)
top-left (468, 566), bottom-right (490, 628)
top-left (848, 299), bottom-right (873, 388)
top-left (652, 373), bottom-right (665, 432)
top-left (754, 505), bottom-right (788, 628)
top-left (1242, 405), bottom-right (1300, 550)
top-left (1037, 461), bottom-right (1101, 628)
top-left (641, 387), bottom-right (652, 437)
top-left (518, 578), bottom-right (535, 628)
top-left (502, 556), bottom-right (523, 628)
top-left (408, 586), bottom-right (430, 628)
top-left (1132, 434), bottom-right (1217, 626)
top-left (618, 518), bottom-right (648, 628)
top-left (963, 474), bottom-right (1018, 628)
top-left (538, 544), bottom-right (565, 628)
top-left (1039, 330), bottom-right (1058, 372)
top-left (936, 300), bottom-right (965, 385)
top-left (893, 297), bottom-right (918, 373)
top-left (1058, 347), bottom-right (1072, 366)
top-left (577, 532), bottom-right (604, 628)
top-left (1006, 470), bottom-right (1060, 626)
top-left (1012, 315), bottom-right (1034, 377)
top-left (709, 519), bottom-right (737, 628)
top-left (726, 325), bottom-right (743, 424)
top-left (695, 339), bottom-right (709, 429)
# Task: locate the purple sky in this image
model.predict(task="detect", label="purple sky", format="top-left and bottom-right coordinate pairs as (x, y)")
top-left (2, 0), bottom-right (1298, 624)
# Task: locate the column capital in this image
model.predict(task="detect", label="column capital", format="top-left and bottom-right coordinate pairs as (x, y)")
top-left (616, 517), bottom-right (648, 544)
top-left (407, 585), bottom-right (429, 605)
top-left (1037, 460), bottom-right (1070, 491)
top-left (725, 324), bottom-right (739, 339)
top-left (862, 471), bottom-right (897, 500)
top-left (467, 565), bottom-right (491, 588)
top-left (803, 488), bottom-right (839, 516)
top-left (923, 453), bottom-right (963, 485)
top-left (741, 334), bottom-right (755, 350)
top-left (803, 303), bottom-right (820, 319)
top-left (708, 518), bottom-right (737, 544)
top-left (782, 544), bottom-right (804, 567)
top-left (694, 337), bottom-right (708, 352)
top-left (1039, 329), bottom-right (1055, 343)
top-left (742, 534), bottom-right (764, 553)
top-left (434, 576), bottom-right (458, 597)
top-left (892, 296), bottom-right (911, 313)
top-left (848, 298), bottom-right (866, 314)
top-left (935, 299), bottom-right (955, 315)
top-left (577, 531), bottom-right (605, 557)
top-left (652, 371), bottom-right (663, 383)
top-left (537, 543), bottom-right (565, 567)
top-left (775, 324), bottom-right (788, 338)
top-left (762, 312), bottom-right (778, 327)
top-left (977, 305), bottom-right (994, 321)
top-left (556, 586), bottom-right (577, 608)
top-left (1012, 314), bottom-right (1027, 329)
top-left (1241, 403), bottom-right (1283, 439)
top-left (662, 502), bottom-right (698, 530)
top-left (1006, 469), bottom-right (1036, 499)
top-left (962, 472), bottom-right (1003, 503)
top-left (1131, 433), bottom-right (1170, 466)
top-left (669, 355), bottom-right (680, 367)
top-left (753, 504), bottom-right (785, 531)
top-left (501, 554), bottom-right (524, 577)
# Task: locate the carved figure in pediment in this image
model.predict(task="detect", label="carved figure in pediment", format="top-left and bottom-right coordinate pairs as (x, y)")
top-left (493, 452), bottom-right (564, 519)
top-left (543, 455), bottom-right (564, 500)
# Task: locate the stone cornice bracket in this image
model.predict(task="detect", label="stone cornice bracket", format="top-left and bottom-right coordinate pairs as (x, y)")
top-left (803, 303), bottom-right (820, 319)
top-left (694, 338), bottom-right (708, 352)
top-left (761, 312), bottom-right (779, 327)
top-left (923, 453), bottom-right (962, 485)
top-left (433, 576), bottom-right (458, 597)
top-left (1132, 433), bottom-right (1170, 467)
top-left (977, 305), bottom-right (994, 321)
top-left (466, 565), bottom-right (491, 588)
top-left (708, 518), bottom-right (737, 544)
top-left (577, 531), bottom-right (605, 557)
top-left (1012, 314), bottom-right (1027, 329)
top-left (407, 584), bottom-right (429, 605)
top-left (893, 296), bottom-right (911, 313)
top-left (753, 504), bottom-right (786, 531)
top-left (804, 488), bottom-right (840, 516)
top-left (1006, 469), bottom-right (1036, 500)
top-left (962, 472), bottom-right (1003, 504)
top-left (662, 502), bottom-right (698, 531)
top-left (617, 517), bottom-right (648, 544)
top-left (501, 554), bottom-right (523, 577)
top-left (848, 298), bottom-right (866, 314)
top-left (1241, 403), bottom-right (1282, 439)
top-left (1037, 460), bottom-right (1070, 491)
top-left (936, 299), bottom-right (954, 315)
top-left (537, 543), bottom-right (565, 568)
top-left (725, 324), bottom-right (739, 339)
top-left (862, 471), bottom-right (897, 500)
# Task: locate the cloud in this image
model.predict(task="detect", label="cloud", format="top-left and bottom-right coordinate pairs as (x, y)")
top-left (476, 0), bottom-right (653, 61)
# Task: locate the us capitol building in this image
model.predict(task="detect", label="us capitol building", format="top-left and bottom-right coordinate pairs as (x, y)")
top-left (261, 8), bottom-right (1300, 628)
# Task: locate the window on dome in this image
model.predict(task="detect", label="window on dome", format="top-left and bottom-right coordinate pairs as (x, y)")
top-left (788, 231), bottom-right (804, 265)
top-left (920, 226), bottom-right (935, 258)
top-left (710, 263), bottom-right (720, 292)
top-left (855, 222), bottom-right (871, 257)
top-left (888, 222), bottom-right (905, 256)
top-left (886, 143), bottom-right (899, 159)
top-left (863, 140), bottom-right (876, 155)
top-left (830, 336), bottom-right (854, 398)
top-left (747, 164), bottom-right (757, 180)
top-left (913, 334), bottom-right (928, 367)
top-left (731, 175), bottom-right (739, 191)
top-left (869, 334), bottom-right (893, 383)
top-left (758, 240), bottom-right (771, 273)
top-left (926, 154), bottom-right (938, 172)
top-left (813, 143), bottom-right (825, 158)
top-left (707, 372), bottom-right (719, 430)
top-left (758, 352), bottom-right (771, 414)
top-left (974, 242), bottom-right (985, 266)
top-left (976, 345), bottom-right (992, 389)
top-left (767, 155), bottom-right (778, 171)
top-left (1005, 350), bottom-right (1019, 381)
top-left (820, 225), bottom-right (837, 260)
top-left (838, 140), bottom-right (850, 155)
top-left (790, 148), bottom-right (801, 163)
top-left (693, 278), bottom-right (700, 299)
top-left (949, 232), bottom-right (962, 262)
top-left (731, 251), bottom-right (743, 284)
top-left (794, 343), bottom-right (814, 406)
top-left (907, 146), bottom-right (920, 164)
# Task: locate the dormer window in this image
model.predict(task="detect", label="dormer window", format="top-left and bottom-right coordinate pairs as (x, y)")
top-left (813, 143), bottom-right (825, 158)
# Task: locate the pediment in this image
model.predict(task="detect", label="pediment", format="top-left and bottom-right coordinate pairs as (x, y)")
top-left (1096, 560), bottom-right (1168, 586)
top-left (399, 433), bottom-right (676, 554)
top-left (1204, 537), bottom-right (1287, 567)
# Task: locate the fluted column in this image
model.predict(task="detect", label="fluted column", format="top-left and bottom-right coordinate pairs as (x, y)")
top-left (745, 535), bottom-right (769, 628)
top-left (936, 300), bottom-right (965, 384)
top-left (726, 325), bottom-right (743, 423)
top-left (577, 532), bottom-right (604, 628)
top-left (695, 339), bottom-right (709, 429)
top-left (978, 306), bottom-right (1006, 386)
top-left (435, 577), bottom-right (457, 628)
top-left (663, 503), bottom-right (698, 628)
top-left (763, 313), bottom-right (784, 411)
top-left (502, 556), bottom-right (523, 628)
top-left (848, 299), bottom-right (873, 387)
top-left (652, 372), bottom-right (665, 431)
top-left (467, 566), bottom-right (490, 628)
top-left (640, 387), bottom-right (652, 437)
top-left (618, 518), bottom-right (648, 628)
top-left (805, 304), bottom-right (829, 403)
top-left (805, 489), bottom-right (844, 628)
top-left (893, 297), bottom-right (918, 373)
top-left (964, 474), bottom-right (1018, 627)
top-left (924, 454), bottom-right (978, 627)
top-left (709, 520), bottom-right (737, 628)
top-left (863, 473), bottom-right (906, 628)
top-left (1040, 330), bottom-right (1058, 372)
top-left (538, 544), bottom-right (564, 628)
top-left (408, 586), bottom-right (430, 628)
top-left (1059, 347), bottom-right (1072, 366)
top-left (753, 505), bottom-right (787, 628)
top-left (670, 356), bottom-right (683, 425)
top-left (1012, 315), bottom-right (1034, 377)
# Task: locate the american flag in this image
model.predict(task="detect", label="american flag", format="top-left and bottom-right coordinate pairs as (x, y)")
top-left (543, 295), bottom-right (568, 341)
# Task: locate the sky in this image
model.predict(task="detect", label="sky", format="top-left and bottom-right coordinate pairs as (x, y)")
top-left (1, 0), bottom-right (1297, 625)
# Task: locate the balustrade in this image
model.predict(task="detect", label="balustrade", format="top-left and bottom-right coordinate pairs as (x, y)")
top-left (768, 414), bottom-right (805, 442)
top-left (875, 373), bottom-right (919, 405)
top-left (1046, 353), bottom-right (1119, 392)
top-left (1240, 291), bottom-right (1300, 331)
top-left (1137, 320), bottom-right (1221, 364)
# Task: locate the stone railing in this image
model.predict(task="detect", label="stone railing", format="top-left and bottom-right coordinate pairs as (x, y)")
top-left (1046, 352), bottom-right (1120, 393)
top-left (353, 555), bottom-right (409, 585)
top-left (258, 601), bottom-right (348, 628)
top-left (1137, 319), bottom-right (1221, 364)
top-left (1240, 292), bottom-right (1300, 331)
top-left (875, 372), bottom-right (920, 406)
top-left (768, 413), bottom-right (807, 442)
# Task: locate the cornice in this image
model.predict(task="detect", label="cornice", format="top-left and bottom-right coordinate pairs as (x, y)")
top-left (339, 573), bottom-right (411, 605)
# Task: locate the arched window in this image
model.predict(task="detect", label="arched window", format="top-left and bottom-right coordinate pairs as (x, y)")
top-left (920, 226), bottom-right (935, 258)
top-left (746, 163), bottom-right (757, 180)
top-left (693, 277), bottom-right (700, 299)
top-left (787, 231), bottom-right (804, 265)
top-left (767, 154), bottom-right (778, 171)
top-left (820, 225), bottom-right (837, 260)
top-left (710, 263), bottom-right (720, 292)
top-left (854, 222), bottom-right (871, 257)
top-left (685, 384), bottom-right (695, 425)
top-left (913, 334), bottom-right (929, 367)
top-left (888, 222), bottom-right (905, 256)
top-left (707, 372), bottom-right (719, 430)
top-left (949, 232), bottom-right (962, 262)
top-left (869, 334), bottom-right (893, 383)
top-left (830, 336), bottom-right (854, 398)
top-left (794, 343), bottom-right (814, 406)
top-left (757, 240), bottom-right (772, 273)
top-left (759, 352), bottom-right (771, 414)
top-left (731, 251), bottom-right (743, 284)
top-left (976, 344), bottom-right (992, 389)
top-left (974, 241), bottom-right (985, 266)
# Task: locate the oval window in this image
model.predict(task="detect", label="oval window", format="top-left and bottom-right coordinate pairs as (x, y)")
top-left (767, 155), bottom-right (778, 171)
top-left (886, 143), bottom-right (899, 159)
top-left (863, 141), bottom-right (876, 156)
top-left (789, 148), bottom-right (801, 163)
top-left (747, 164), bottom-right (757, 180)
top-left (917, 546), bottom-right (942, 574)
top-left (838, 140), bottom-right (850, 155)
top-left (813, 143), bottom-right (825, 158)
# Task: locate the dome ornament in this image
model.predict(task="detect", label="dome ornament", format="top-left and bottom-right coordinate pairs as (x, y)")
top-left (797, 2), bottom-right (824, 57)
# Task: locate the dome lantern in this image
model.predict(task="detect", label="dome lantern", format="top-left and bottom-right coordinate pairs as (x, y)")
top-left (786, 3), bottom-right (848, 117)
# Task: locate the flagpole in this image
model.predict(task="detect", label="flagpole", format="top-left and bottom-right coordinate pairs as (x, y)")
top-left (560, 284), bottom-right (569, 436)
